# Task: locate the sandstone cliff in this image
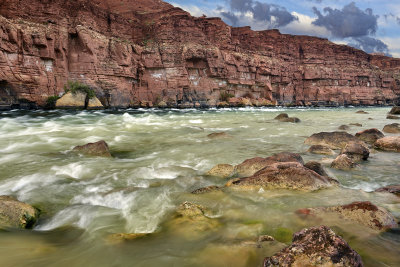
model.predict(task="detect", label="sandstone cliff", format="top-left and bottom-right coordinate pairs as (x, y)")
top-left (1, 0), bottom-right (399, 109)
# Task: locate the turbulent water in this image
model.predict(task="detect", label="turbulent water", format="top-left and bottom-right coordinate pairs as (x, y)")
top-left (0, 107), bottom-right (399, 266)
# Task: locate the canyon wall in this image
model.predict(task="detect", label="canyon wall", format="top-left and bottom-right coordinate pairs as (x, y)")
top-left (1, 0), bottom-right (400, 109)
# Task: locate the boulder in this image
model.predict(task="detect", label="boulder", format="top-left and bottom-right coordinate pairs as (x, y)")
top-left (0, 196), bottom-right (39, 229)
top-left (383, 123), bottom-right (400, 134)
top-left (374, 136), bottom-right (400, 152)
top-left (307, 145), bottom-right (335, 155)
top-left (355, 128), bottom-right (384, 144)
top-left (206, 164), bottom-right (236, 178)
top-left (297, 201), bottom-right (398, 231)
top-left (73, 140), bottom-right (112, 157)
top-left (235, 152), bottom-right (304, 177)
top-left (356, 110), bottom-right (369, 114)
top-left (341, 142), bottom-right (369, 161)
top-left (191, 186), bottom-right (222, 194)
top-left (305, 132), bottom-right (362, 149)
top-left (387, 115), bottom-right (400, 120)
top-left (331, 154), bottom-right (357, 170)
top-left (274, 113), bottom-right (300, 123)
top-left (227, 162), bottom-right (337, 191)
top-left (55, 92), bottom-right (86, 109)
top-left (274, 113), bottom-right (289, 120)
top-left (338, 125), bottom-right (350, 131)
top-left (350, 123), bottom-right (362, 127)
top-left (263, 226), bottom-right (363, 267)
top-left (388, 106), bottom-right (400, 115)
top-left (304, 161), bottom-right (329, 177)
top-left (375, 185), bottom-right (400, 196)
top-left (207, 132), bottom-right (231, 139)
top-left (157, 101), bottom-right (167, 108)
top-left (87, 97), bottom-right (104, 110)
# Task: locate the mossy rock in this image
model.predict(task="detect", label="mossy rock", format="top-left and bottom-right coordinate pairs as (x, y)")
top-left (0, 196), bottom-right (39, 229)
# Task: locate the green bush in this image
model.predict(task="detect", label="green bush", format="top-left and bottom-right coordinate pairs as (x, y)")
top-left (45, 95), bottom-right (60, 109)
top-left (219, 91), bottom-right (234, 102)
top-left (64, 81), bottom-right (95, 99)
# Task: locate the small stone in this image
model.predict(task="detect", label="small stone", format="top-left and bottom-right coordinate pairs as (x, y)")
top-left (350, 123), bottom-right (362, 127)
top-left (338, 125), bottom-right (350, 131)
top-left (356, 110), bottom-right (369, 114)
top-left (258, 235), bottom-right (275, 242)
top-left (73, 140), bottom-right (112, 157)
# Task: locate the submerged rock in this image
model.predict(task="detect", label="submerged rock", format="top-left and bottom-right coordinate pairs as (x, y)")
top-left (274, 113), bottom-right (300, 123)
top-left (73, 140), bottom-right (112, 157)
top-left (274, 113), bottom-right (289, 120)
top-left (374, 136), bottom-right (400, 152)
top-left (297, 201), bottom-right (397, 231)
top-left (331, 154), bottom-right (358, 170)
top-left (106, 233), bottom-right (150, 244)
top-left (263, 226), bottom-right (363, 267)
top-left (304, 161), bottom-right (329, 177)
top-left (227, 162), bottom-right (337, 191)
top-left (375, 185), bottom-right (400, 196)
top-left (355, 128), bottom-right (384, 144)
top-left (350, 123), bottom-right (363, 127)
top-left (0, 196), bottom-right (39, 229)
top-left (307, 145), bottom-right (335, 155)
top-left (206, 164), bottom-right (236, 178)
top-left (383, 123), bottom-right (400, 134)
top-left (235, 152), bottom-right (304, 177)
top-left (338, 125), bottom-right (350, 131)
top-left (341, 141), bottom-right (369, 162)
top-left (387, 115), bottom-right (400, 120)
top-left (207, 132), bottom-right (231, 139)
top-left (191, 186), bottom-right (222, 194)
top-left (305, 131), bottom-right (361, 149)
top-left (356, 110), bottom-right (369, 114)
top-left (388, 106), bottom-right (400, 115)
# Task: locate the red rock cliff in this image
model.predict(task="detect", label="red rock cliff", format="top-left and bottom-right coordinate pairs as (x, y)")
top-left (1, 0), bottom-right (399, 109)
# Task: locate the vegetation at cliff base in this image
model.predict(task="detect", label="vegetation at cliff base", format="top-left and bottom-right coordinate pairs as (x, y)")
top-left (64, 81), bottom-right (95, 99)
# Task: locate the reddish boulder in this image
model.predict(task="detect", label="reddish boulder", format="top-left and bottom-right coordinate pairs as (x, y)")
top-left (263, 226), bottom-right (363, 267)
top-left (374, 136), bottom-right (400, 152)
top-left (383, 123), bottom-right (400, 133)
top-left (355, 128), bottom-right (384, 144)
top-left (331, 154), bottom-right (358, 170)
top-left (73, 140), bottom-right (112, 157)
top-left (340, 142), bottom-right (370, 161)
top-left (375, 185), bottom-right (400, 196)
top-left (305, 132), bottom-right (362, 150)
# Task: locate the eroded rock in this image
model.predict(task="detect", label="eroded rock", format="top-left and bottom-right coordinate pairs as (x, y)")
top-left (73, 140), bottom-right (112, 157)
top-left (297, 201), bottom-right (398, 231)
top-left (307, 145), bottom-right (335, 155)
top-left (191, 186), bottom-right (222, 194)
top-left (206, 164), bottom-right (236, 178)
top-left (305, 132), bottom-right (361, 149)
top-left (355, 128), bottom-right (384, 144)
top-left (374, 136), bottom-right (400, 152)
top-left (383, 123), bottom-right (400, 133)
top-left (0, 196), bottom-right (39, 229)
top-left (263, 226), bottom-right (363, 267)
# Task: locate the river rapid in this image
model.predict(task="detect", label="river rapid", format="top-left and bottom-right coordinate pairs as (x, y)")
top-left (0, 107), bottom-right (399, 266)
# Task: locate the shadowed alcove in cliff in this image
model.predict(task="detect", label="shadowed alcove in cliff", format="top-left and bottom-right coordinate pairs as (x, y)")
top-left (0, 80), bottom-right (17, 108)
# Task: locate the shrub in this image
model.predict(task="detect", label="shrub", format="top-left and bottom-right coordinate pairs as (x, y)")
top-left (45, 95), bottom-right (60, 109)
top-left (64, 81), bottom-right (95, 99)
top-left (219, 91), bottom-right (234, 102)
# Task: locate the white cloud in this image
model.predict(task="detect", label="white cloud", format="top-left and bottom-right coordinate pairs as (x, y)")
top-left (380, 37), bottom-right (400, 58)
top-left (280, 12), bottom-right (331, 38)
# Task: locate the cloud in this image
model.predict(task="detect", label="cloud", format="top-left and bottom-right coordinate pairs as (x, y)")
top-left (348, 36), bottom-right (391, 56)
top-left (223, 0), bottom-right (298, 28)
top-left (280, 12), bottom-right (331, 38)
top-left (312, 2), bottom-right (378, 38)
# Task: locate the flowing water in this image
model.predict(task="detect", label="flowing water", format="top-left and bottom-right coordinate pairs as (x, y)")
top-left (0, 107), bottom-right (399, 266)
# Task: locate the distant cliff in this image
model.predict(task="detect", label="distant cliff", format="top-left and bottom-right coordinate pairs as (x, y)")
top-left (1, 0), bottom-right (400, 109)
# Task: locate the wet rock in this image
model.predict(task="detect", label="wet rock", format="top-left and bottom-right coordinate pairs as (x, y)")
top-left (235, 152), bottom-right (304, 177)
top-left (263, 226), bottom-right (363, 267)
top-left (297, 201), bottom-right (398, 231)
top-left (374, 136), bottom-right (400, 152)
top-left (227, 162), bottom-right (337, 191)
top-left (0, 196), bottom-right (39, 229)
top-left (207, 132), bottom-right (231, 139)
top-left (305, 131), bottom-right (362, 149)
top-left (383, 123), bottom-right (400, 134)
top-left (165, 202), bottom-right (220, 239)
top-left (331, 154), bottom-right (358, 170)
top-left (281, 117), bottom-right (301, 123)
top-left (350, 123), bottom-right (363, 127)
top-left (355, 128), bottom-right (384, 144)
top-left (356, 110), bottom-right (369, 114)
top-left (191, 186), bottom-right (222, 194)
top-left (387, 115), bottom-right (400, 120)
top-left (274, 113), bottom-right (300, 123)
top-left (55, 92), bottom-right (86, 109)
top-left (341, 142), bottom-right (369, 161)
top-left (274, 113), bottom-right (289, 120)
top-left (338, 125), bottom-right (350, 131)
top-left (87, 97), bottom-right (104, 110)
top-left (375, 185), bottom-right (400, 196)
top-left (106, 233), bottom-right (150, 244)
top-left (307, 145), bottom-right (335, 155)
top-left (206, 164), bottom-right (236, 178)
top-left (304, 161), bottom-right (329, 177)
top-left (388, 106), bottom-right (400, 115)
top-left (73, 140), bottom-right (112, 157)
top-left (258, 235), bottom-right (275, 242)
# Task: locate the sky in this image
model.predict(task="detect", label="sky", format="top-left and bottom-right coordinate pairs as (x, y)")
top-left (164, 0), bottom-right (400, 58)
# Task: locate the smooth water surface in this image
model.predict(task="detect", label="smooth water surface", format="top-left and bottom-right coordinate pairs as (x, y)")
top-left (0, 107), bottom-right (399, 266)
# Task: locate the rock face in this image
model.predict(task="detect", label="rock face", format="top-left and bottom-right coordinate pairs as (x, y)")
top-left (297, 201), bottom-right (398, 231)
top-left (263, 226), bottom-right (363, 267)
top-left (305, 132), bottom-right (362, 149)
top-left (383, 123), bottom-right (400, 133)
top-left (355, 128), bottom-right (384, 144)
top-left (227, 162), bottom-right (337, 191)
top-left (0, 196), bottom-right (39, 229)
top-left (374, 136), bottom-right (400, 152)
top-left (0, 0), bottom-right (399, 109)
top-left (73, 140), bottom-right (112, 157)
